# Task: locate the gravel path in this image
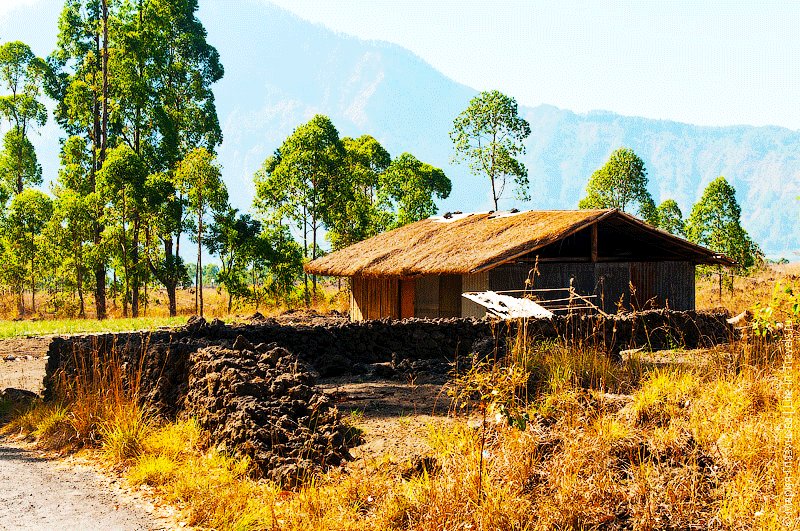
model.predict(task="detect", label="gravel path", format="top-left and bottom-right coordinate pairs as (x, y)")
top-left (0, 439), bottom-right (167, 531)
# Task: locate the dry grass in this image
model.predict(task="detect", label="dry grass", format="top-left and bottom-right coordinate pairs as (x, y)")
top-left (696, 263), bottom-right (800, 314)
top-left (4, 271), bottom-right (800, 529)
top-left (0, 279), bottom-right (348, 322)
top-left (306, 209), bottom-right (618, 277)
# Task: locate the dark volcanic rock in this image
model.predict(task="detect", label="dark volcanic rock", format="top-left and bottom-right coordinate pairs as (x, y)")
top-left (42, 310), bottom-right (733, 486)
top-left (185, 344), bottom-right (352, 487)
top-left (44, 310), bottom-right (733, 414)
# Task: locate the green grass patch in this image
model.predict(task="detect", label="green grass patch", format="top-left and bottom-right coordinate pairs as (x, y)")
top-left (0, 316), bottom-right (187, 339)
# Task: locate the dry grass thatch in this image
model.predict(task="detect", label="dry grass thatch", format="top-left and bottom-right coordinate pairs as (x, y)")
top-left (306, 209), bottom-right (730, 278)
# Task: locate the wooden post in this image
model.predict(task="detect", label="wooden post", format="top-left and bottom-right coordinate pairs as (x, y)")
top-left (591, 224), bottom-right (599, 262)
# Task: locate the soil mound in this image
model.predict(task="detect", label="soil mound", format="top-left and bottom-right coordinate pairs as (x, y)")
top-left (186, 337), bottom-right (352, 486)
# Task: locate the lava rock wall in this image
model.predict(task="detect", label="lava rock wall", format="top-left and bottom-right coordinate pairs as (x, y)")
top-left (45, 310), bottom-right (732, 416)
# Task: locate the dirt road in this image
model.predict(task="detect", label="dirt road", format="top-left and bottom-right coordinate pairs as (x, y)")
top-left (0, 337), bottom-right (169, 530)
top-left (0, 439), bottom-right (168, 531)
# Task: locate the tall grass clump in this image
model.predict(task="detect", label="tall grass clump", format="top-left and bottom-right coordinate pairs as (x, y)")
top-left (6, 339), bottom-right (153, 460)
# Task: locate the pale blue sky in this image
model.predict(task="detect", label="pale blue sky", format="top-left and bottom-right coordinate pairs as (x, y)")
top-left (1, 0), bottom-right (797, 129)
top-left (267, 0), bottom-right (800, 130)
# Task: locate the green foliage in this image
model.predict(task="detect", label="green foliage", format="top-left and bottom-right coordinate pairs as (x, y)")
top-left (0, 189), bottom-right (54, 314)
top-left (0, 128), bottom-right (41, 201)
top-left (46, 0), bottom-right (224, 318)
top-left (752, 281), bottom-right (800, 336)
top-left (324, 135), bottom-right (391, 249)
top-left (0, 41), bottom-right (49, 128)
top-left (207, 208), bottom-right (262, 312)
top-left (0, 40), bottom-right (49, 199)
top-left (176, 147), bottom-right (227, 315)
top-left (379, 152), bottom-right (451, 228)
top-left (255, 115), bottom-right (450, 306)
top-left (97, 144), bottom-right (151, 316)
top-left (686, 176), bottom-right (762, 272)
top-left (655, 199), bottom-right (685, 236)
top-left (451, 89), bottom-right (531, 210)
top-left (251, 224), bottom-right (304, 308)
top-left (256, 116), bottom-right (451, 252)
top-left (254, 115), bottom-right (343, 261)
top-left (578, 147), bottom-right (658, 223)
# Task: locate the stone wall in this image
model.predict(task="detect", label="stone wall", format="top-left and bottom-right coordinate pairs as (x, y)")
top-left (45, 310), bottom-right (733, 416)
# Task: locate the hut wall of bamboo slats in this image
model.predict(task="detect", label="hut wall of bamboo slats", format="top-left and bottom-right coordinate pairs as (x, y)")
top-left (313, 209), bottom-right (727, 321)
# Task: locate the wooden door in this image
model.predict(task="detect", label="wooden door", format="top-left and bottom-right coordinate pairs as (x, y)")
top-left (438, 275), bottom-right (463, 317)
top-left (400, 279), bottom-right (415, 318)
top-left (629, 262), bottom-right (658, 310)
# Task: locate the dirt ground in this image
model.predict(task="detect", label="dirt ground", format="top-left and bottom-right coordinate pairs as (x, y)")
top-left (0, 337), bottom-right (49, 394)
top-left (319, 373), bottom-right (458, 468)
top-left (0, 439), bottom-right (174, 531)
top-left (0, 332), bottom-right (456, 528)
top-left (0, 337), bottom-right (176, 530)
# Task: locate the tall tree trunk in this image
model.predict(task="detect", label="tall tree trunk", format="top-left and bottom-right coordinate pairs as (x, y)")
top-left (302, 205), bottom-right (309, 307)
top-left (16, 123), bottom-right (25, 194)
top-left (312, 216), bottom-right (317, 304)
top-left (30, 254), bottom-right (35, 314)
top-left (197, 207), bottom-right (203, 317)
top-left (77, 265), bottom-right (85, 318)
top-left (131, 217), bottom-right (140, 318)
top-left (91, 2), bottom-right (110, 320)
top-left (165, 238), bottom-right (177, 317)
top-left (148, 237), bottom-right (178, 317)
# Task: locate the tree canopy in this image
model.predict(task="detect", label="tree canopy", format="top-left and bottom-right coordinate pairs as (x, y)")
top-left (655, 199), bottom-right (685, 236)
top-left (451, 90), bottom-right (531, 210)
top-left (686, 176), bottom-right (762, 272)
top-left (578, 147), bottom-right (657, 224)
top-left (255, 114), bottom-right (451, 305)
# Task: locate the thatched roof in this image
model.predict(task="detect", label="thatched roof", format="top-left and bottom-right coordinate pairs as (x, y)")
top-left (305, 209), bottom-right (731, 278)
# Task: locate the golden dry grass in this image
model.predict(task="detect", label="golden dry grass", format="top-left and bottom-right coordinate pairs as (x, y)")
top-left (696, 263), bottom-right (800, 314)
top-left (4, 268), bottom-right (800, 530)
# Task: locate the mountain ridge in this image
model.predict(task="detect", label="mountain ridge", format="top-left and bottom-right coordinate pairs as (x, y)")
top-left (0, 0), bottom-right (796, 256)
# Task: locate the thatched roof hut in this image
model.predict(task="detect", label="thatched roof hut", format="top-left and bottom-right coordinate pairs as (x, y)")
top-left (306, 209), bottom-right (730, 320)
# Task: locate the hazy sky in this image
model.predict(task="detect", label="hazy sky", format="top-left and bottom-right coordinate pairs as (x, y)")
top-left (266, 0), bottom-right (800, 130)
top-left (1, 0), bottom-right (798, 130)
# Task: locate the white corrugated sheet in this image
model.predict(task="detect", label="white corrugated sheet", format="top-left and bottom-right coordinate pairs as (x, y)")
top-left (462, 291), bottom-right (554, 319)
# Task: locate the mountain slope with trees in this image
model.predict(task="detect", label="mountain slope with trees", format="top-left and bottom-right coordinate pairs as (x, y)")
top-left (1, 0), bottom-right (797, 257)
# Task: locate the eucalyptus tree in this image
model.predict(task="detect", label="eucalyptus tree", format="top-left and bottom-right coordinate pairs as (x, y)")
top-left (142, 171), bottom-right (186, 316)
top-left (0, 41), bottom-right (49, 199)
top-left (249, 225), bottom-right (304, 309)
top-left (49, 0), bottom-right (113, 318)
top-left (1, 189), bottom-right (53, 315)
top-left (686, 176), bottom-right (762, 299)
top-left (175, 147), bottom-right (227, 316)
top-left (46, 188), bottom-right (94, 317)
top-left (686, 176), bottom-right (761, 270)
top-left (379, 153), bottom-right (451, 228)
top-left (136, 0), bottom-right (224, 314)
top-left (578, 147), bottom-right (658, 224)
top-left (451, 90), bottom-right (531, 210)
top-left (254, 115), bottom-right (344, 304)
top-left (325, 135), bottom-right (392, 250)
top-left (97, 143), bottom-right (148, 317)
top-left (207, 208), bottom-right (262, 313)
top-left (655, 199), bottom-right (685, 236)
top-left (47, 135), bottom-right (96, 317)
top-left (49, 0), bottom-right (224, 318)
